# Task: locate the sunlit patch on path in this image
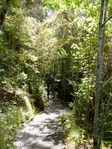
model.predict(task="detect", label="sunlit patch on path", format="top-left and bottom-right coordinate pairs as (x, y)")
top-left (14, 96), bottom-right (66, 149)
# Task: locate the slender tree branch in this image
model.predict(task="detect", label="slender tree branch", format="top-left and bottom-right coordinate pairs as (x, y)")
top-left (102, 15), bottom-right (112, 27)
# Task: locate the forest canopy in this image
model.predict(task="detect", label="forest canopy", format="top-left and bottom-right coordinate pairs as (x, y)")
top-left (0, 0), bottom-right (112, 148)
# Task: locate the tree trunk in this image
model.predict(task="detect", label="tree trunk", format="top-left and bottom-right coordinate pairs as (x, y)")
top-left (0, 0), bottom-right (11, 26)
top-left (93, 0), bottom-right (108, 148)
top-left (61, 43), bottom-right (73, 101)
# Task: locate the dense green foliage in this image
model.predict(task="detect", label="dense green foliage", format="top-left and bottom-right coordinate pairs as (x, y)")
top-left (0, 0), bottom-right (112, 148)
top-left (0, 102), bottom-right (20, 148)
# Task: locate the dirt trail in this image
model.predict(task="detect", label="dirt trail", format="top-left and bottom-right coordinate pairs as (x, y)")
top-left (14, 96), bottom-right (66, 149)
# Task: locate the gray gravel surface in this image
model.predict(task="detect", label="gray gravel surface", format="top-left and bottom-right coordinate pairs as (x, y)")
top-left (14, 96), bottom-right (66, 149)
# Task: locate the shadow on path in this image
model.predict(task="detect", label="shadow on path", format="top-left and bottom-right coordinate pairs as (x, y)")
top-left (14, 96), bottom-right (66, 149)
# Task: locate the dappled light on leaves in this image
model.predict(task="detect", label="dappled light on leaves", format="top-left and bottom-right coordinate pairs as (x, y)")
top-left (0, 0), bottom-right (112, 148)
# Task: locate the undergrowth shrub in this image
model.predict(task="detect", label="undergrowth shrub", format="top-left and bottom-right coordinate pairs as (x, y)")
top-left (70, 76), bottom-right (95, 127)
top-left (61, 112), bottom-right (91, 149)
top-left (33, 79), bottom-right (48, 111)
top-left (0, 99), bottom-right (36, 149)
top-left (0, 101), bottom-right (21, 149)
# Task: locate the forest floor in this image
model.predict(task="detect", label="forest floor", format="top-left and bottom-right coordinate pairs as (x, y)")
top-left (14, 94), bottom-right (67, 149)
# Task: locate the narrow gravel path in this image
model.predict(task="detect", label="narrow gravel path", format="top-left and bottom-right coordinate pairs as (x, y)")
top-left (14, 96), bottom-right (66, 149)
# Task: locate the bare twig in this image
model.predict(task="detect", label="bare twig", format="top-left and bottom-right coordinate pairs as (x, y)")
top-left (102, 15), bottom-right (112, 27)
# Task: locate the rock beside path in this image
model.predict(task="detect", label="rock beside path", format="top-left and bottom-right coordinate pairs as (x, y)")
top-left (14, 97), bottom-right (66, 149)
